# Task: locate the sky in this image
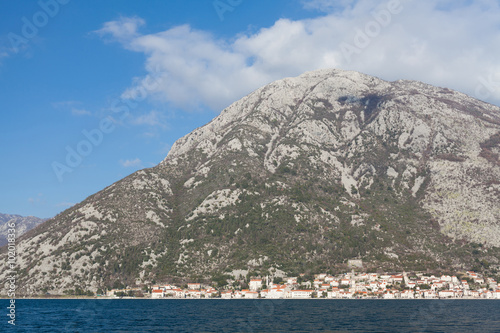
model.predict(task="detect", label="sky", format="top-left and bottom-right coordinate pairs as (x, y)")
top-left (1, 0), bottom-right (500, 219)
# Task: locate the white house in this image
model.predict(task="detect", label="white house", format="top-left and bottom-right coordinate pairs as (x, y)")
top-left (245, 291), bottom-right (259, 299)
top-left (313, 279), bottom-right (323, 288)
top-left (401, 290), bottom-right (414, 299)
top-left (383, 292), bottom-right (395, 299)
top-left (438, 290), bottom-right (455, 298)
top-left (188, 290), bottom-right (202, 298)
top-left (424, 291), bottom-right (437, 299)
top-left (440, 275), bottom-right (452, 282)
top-left (291, 290), bottom-right (314, 298)
top-left (474, 277), bottom-right (485, 284)
top-left (340, 279), bottom-right (350, 286)
top-left (221, 291), bottom-right (232, 299)
top-left (151, 289), bottom-right (165, 298)
top-left (173, 288), bottom-right (185, 298)
top-left (188, 283), bottom-right (201, 290)
top-left (249, 279), bottom-right (263, 291)
top-left (327, 289), bottom-right (338, 298)
top-left (330, 280), bottom-right (339, 287)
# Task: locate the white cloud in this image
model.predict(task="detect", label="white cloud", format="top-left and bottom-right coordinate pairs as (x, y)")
top-left (95, 16), bottom-right (145, 44)
top-left (120, 158), bottom-right (143, 168)
top-left (53, 101), bottom-right (93, 116)
top-left (97, 0), bottom-right (500, 110)
top-left (130, 110), bottom-right (167, 128)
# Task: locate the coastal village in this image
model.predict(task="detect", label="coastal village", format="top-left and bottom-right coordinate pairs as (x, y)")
top-left (106, 270), bottom-right (500, 300)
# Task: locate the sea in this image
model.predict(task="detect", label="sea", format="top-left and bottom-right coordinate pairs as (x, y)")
top-left (2, 299), bottom-right (500, 332)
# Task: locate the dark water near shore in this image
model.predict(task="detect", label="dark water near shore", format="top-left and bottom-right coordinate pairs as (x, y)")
top-left (2, 299), bottom-right (500, 332)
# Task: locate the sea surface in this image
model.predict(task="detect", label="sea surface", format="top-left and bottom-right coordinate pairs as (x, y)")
top-left (2, 299), bottom-right (500, 332)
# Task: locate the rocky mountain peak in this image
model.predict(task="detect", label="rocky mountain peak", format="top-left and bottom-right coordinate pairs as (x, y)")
top-left (1, 69), bottom-right (499, 295)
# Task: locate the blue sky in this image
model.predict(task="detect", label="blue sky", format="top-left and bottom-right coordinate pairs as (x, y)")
top-left (1, 0), bottom-right (500, 219)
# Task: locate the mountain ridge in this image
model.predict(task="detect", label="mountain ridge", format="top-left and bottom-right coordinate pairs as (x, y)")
top-left (0, 213), bottom-right (47, 247)
top-left (2, 68), bottom-right (499, 295)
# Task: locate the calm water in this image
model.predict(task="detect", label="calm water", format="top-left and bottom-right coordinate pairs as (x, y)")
top-left (2, 299), bottom-right (499, 332)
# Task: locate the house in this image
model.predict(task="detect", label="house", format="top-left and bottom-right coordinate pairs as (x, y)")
top-left (340, 279), bottom-right (350, 286)
top-left (330, 280), bottom-right (339, 287)
top-left (424, 291), bottom-right (437, 299)
top-left (221, 291), bottom-right (232, 299)
top-left (438, 290), bottom-right (455, 298)
top-left (407, 282), bottom-right (416, 289)
top-left (233, 291), bottom-right (243, 298)
top-left (188, 283), bottom-right (201, 290)
top-left (245, 291), bottom-right (259, 299)
top-left (291, 290), bottom-right (314, 298)
top-left (383, 292), bottom-right (395, 299)
top-left (494, 290), bottom-right (500, 299)
top-left (338, 291), bottom-right (353, 298)
top-left (188, 290), bottom-right (202, 298)
top-left (401, 290), bottom-right (414, 299)
top-left (172, 288), bottom-right (185, 298)
top-left (260, 289), bottom-right (269, 298)
top-left (324, 275), bottom-right (335, 283)
top-left (440, 275), bottom-right (452, 282)
top-left (151, 289), bottom-right (165, 298)
top-left (466, 271), bottom-right (477, 278)
top-left (268, 287), bottom-right (286, 299)
top-left (313, 280), bottom-right (323, 288)
top-left (431, 281), bottom-right (444, 290)
top-left (286, 277), bottom-right (298, 285)
top-left (461, 280), bottom-right (469, 289)
top-left (474, 277), bottom-right (485, 284)
top-left (327, 289), bottom-right (338, 298)
top-left (379, 280), bottom-right (388, 289)
top-left (249, 279), bottom-right (263, 291)
top-left (204, 288), bottom-right (218, 298)
top-left (391, 275), bottom-right (404, 284)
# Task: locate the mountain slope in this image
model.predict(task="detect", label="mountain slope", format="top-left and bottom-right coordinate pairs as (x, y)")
top-left (0, 213), bottom-right (47, 247)
top-left (1, 69), bottom-right (499, 295)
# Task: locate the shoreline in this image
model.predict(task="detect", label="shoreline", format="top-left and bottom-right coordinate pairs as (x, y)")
top-left (2, 296), bottom-right (498, 300)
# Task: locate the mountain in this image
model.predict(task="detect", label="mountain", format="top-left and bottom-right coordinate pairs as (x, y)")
top-left (0, 213), bottom-right (47, 247)
top-left (1, 69), bottom-right (499, 295)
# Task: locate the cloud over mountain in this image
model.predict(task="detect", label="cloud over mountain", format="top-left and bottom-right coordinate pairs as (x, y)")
top-left (97, 0), bottom-right (500, 111)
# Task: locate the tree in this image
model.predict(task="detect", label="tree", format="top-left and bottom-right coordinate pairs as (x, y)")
top-left (273, 277), bottom-right (283, 285)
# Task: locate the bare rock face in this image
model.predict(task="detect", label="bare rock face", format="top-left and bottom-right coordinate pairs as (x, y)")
top-left (1, 69), bottom-right (499, 295)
